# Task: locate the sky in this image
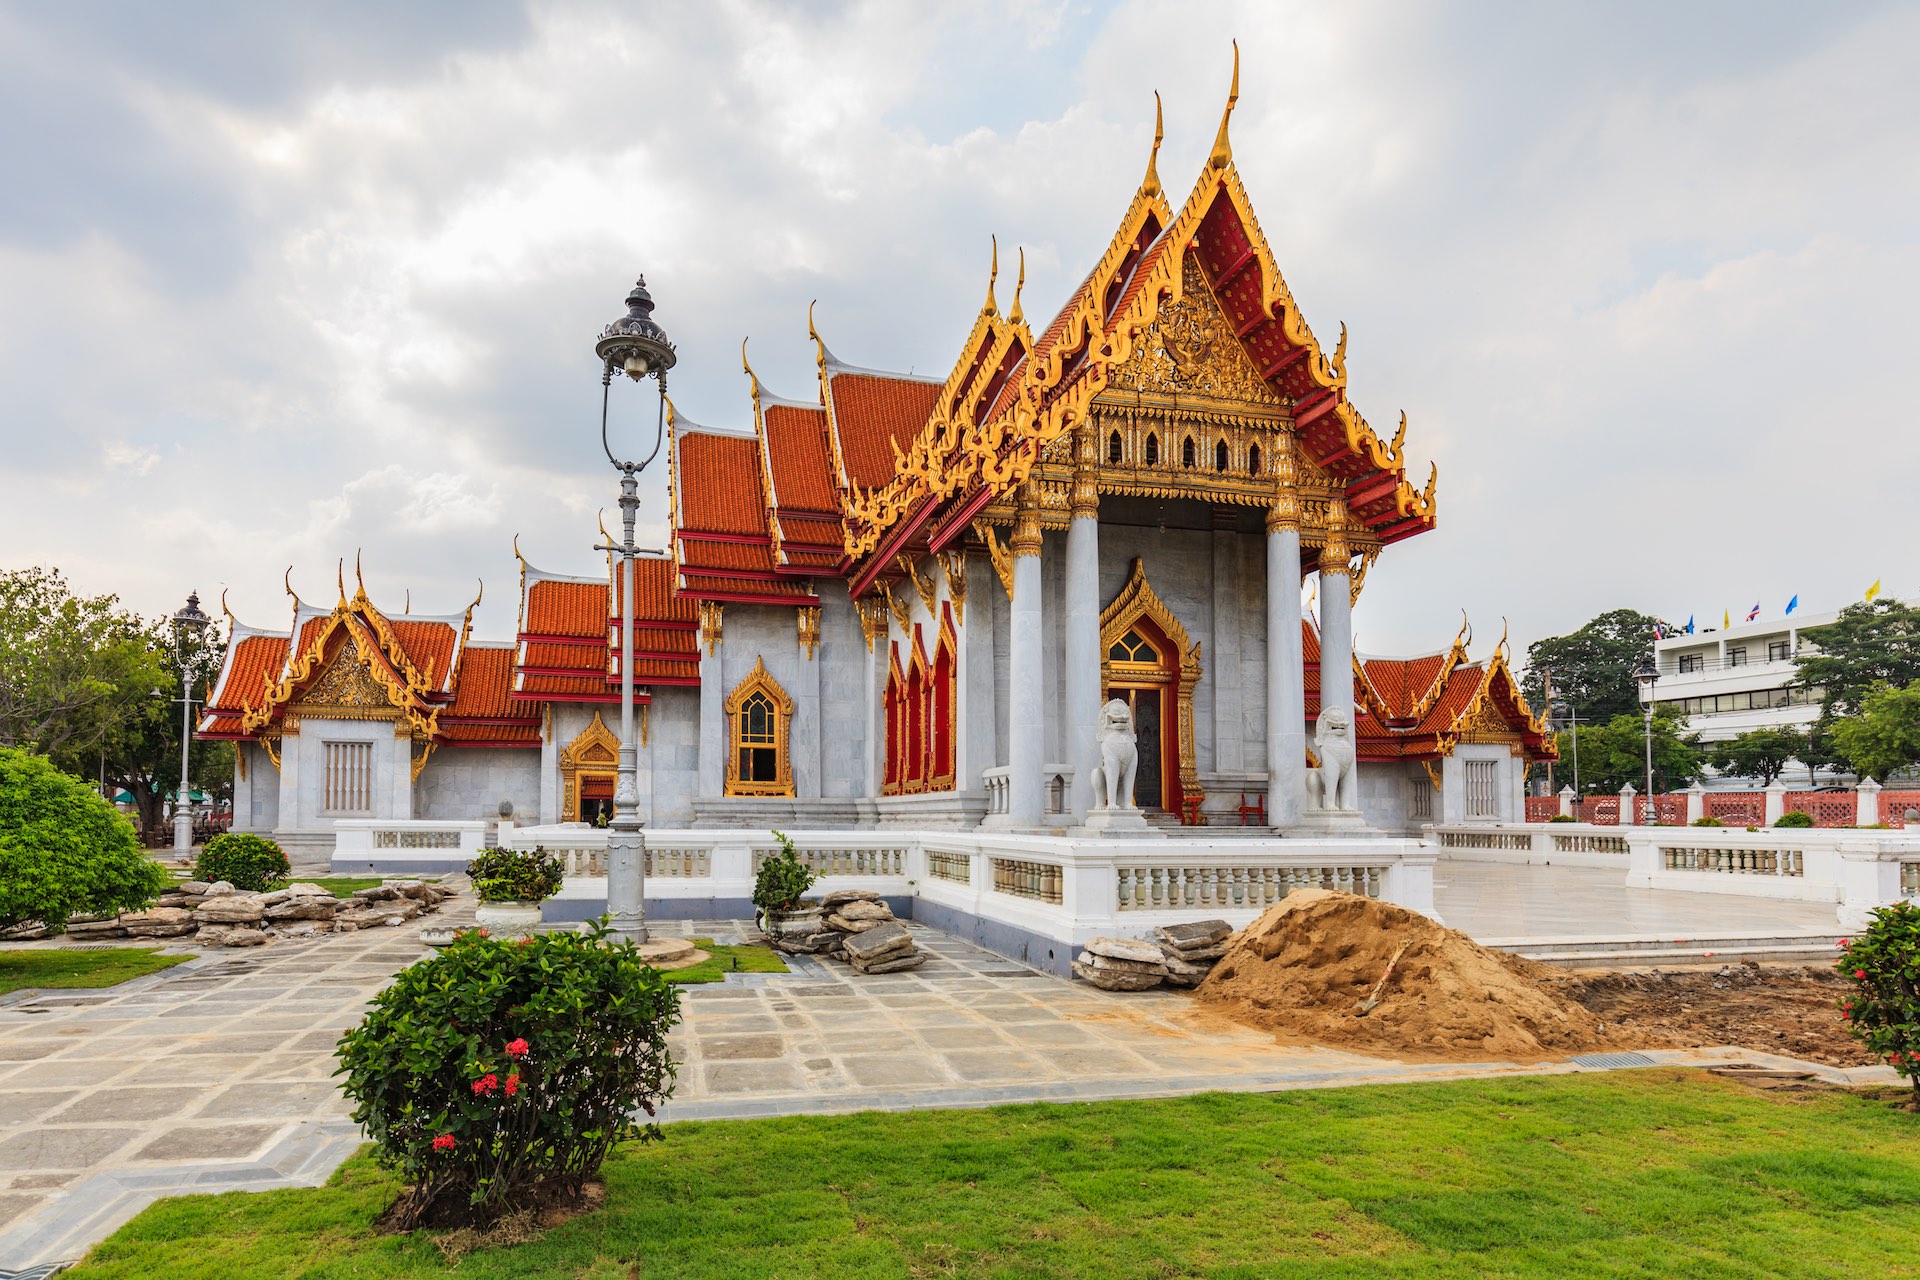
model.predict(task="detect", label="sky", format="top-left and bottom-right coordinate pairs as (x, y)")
top-left (2, 0), bottom-right (1915, 661)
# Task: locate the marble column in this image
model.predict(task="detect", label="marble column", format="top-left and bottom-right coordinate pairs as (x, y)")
top-left (1317, 499), bottom-right (1355, 755)
top-left (696, 603), bottom-right (725, 799)
top-left (1008, 479), bottom-right (1045, 828)
top-left (1063, 428), bottom-right (1101, 821)
top-left (1266, 504), bottom-right (1305, 827)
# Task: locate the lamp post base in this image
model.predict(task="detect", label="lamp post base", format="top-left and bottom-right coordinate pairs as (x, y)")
top-left (172, 810), bottom-right (193, 857)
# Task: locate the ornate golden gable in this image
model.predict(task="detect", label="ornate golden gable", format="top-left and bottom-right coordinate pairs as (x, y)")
top-left (1106, 255), bottom-right (1283, 408)
top-left (296, 648), bottom-right (399, 719)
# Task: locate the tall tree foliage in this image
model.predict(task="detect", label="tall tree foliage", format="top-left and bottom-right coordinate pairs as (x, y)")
top-left (1555, 708), bottom-right (1700, 795)
top-left (1830, 680), bottom-right (1920, 784)
top-left (1796, 599), bottom-right (1920, 721)
top-left (1522, 608), bottom-right (1670, 725)
top-left (0, 568), bottom-right (164, 762)
top-left (87, 619), bottom-right (233, 840)
top-left (1706, 725), bottom-right (1813, 788)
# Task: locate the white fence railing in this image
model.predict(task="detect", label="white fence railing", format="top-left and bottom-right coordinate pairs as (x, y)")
top-left (496, 824), bottom-right (1436, 951)
top-left (332, 819), bottom-right (488, 870)
top-left (1426, 823), bottom-right (1630, 868)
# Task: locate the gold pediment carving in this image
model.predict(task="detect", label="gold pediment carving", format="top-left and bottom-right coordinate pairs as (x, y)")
top-left (1106, 254), bottom-right (1282, 407)
top-left (294, 648), bottom-right (399, 720)
top-left (1457, 689), bottom-right (1521, 744)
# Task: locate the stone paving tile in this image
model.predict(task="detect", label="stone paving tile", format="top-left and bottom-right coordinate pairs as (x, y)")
top-left (166, 1033), bottom-right (299, 1056)
top-left (0, 1043), bottom-right (62, 1062)
top-left (839, 1054), bottom-right (953, 1088)
top-left (190, 1081), bottom-right (342, 1121)
top-left (130, 1123), bottom-right (286, 1163)
top-left (0, 1092), bottom-right (80, 1129)
top-left (0, 1194), bottom-right (38, 1228)
top-left (702, 1062), bottom-right (804, 1094)
top-left (46, 1088), bottom-right (207, 1123)
top-left (0, 1060), bottom-right (136, 1090)
top-left (0, 1128), bottom-right (143, 1172)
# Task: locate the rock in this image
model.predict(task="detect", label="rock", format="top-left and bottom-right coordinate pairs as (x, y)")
top-left (286, 882), bottom-right (335, 897)
top-left (834, 900), bottom-right (893, 923)
top-left (1155, 920), bottom-right (1232, 951)
top-left (265, 896), bottom-right (337, 921)
top-left (825, 913), bottom-right (885, 934)
top-left (155, 892), bottom-right (200, 908)
top-left (387, 880), bottom-right (438, 902)
top-left (65, 918), bottom-right (128, 938)
top-left (1083, 936), bottom-right (1164, 965)
top-left (818, 889), bottom-right (883, 911)
top-left (1072, 959), bottom-right (1161, 991)
top-left (274, 922), bottom-right (329, 939)
top-left (352, 885), bottom-right (403, 903)
top-left (1166, 942), bottom-right (1228, 963)
top-left (1160, 953), bottom-right (1214, 987)
top-left (842, 920), bottom-right (914, 964)
top-left (202, 881), bottom-right (236, 897)
top-left (1082, 951), bottom-right (1167, 977)
top-left (120, 907), bottom-right (196, 938)
top-left (852, 951), bottom-right (926, 974)
top-left (1, 921), bottom-right (50, 941)
top-left (219, 927), bottom-right (272, 947)
top-left (195, 894), bottom-right (267, 924)
top-left (179, 881), bottom-right (212, 895)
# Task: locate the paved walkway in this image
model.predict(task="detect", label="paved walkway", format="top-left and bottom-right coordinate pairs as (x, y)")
top-left (1433, 861), bottom-right (1841, 942)
top-left (0, 874), bottom-right (1873, 1271)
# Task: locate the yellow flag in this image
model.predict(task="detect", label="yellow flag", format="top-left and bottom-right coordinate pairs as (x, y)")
top-left (1722, 609), bottom-right (1730, 629)
top-left (1866, 579), bottom-right (1883, 602)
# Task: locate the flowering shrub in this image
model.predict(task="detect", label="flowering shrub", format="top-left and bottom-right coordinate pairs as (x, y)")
top-left (0, 747), bottom-right (166, 930)
top-left (1836, 901), bottom-right (1920, 1106)
top-left (335, 922), bottom-right (680, 1228)
top-left (466, 846), bottom-right (564, 904)
top-left (195, 832), bottom-right (290, 892)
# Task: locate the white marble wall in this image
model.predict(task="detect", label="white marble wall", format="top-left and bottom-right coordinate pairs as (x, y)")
top-left (416, 748), bottom-right (539, 825)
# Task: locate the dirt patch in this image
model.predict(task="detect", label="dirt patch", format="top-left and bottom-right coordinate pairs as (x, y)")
top-left (377, 1176), bottom-right (605, 1237)
top-left (1193, 889), bottom-right (1614, 1062)
top-left (1555, 963), bottom-right (1875, 1067)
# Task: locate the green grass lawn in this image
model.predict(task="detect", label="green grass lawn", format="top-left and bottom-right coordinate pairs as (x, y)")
top-left (62, 1071), bottom-right (1920, 1279)
top-left (0, 947), bottom-right (190, 996)
top-left (661, 937), bottom-right (788, 985)
top-left (292, 876), bottom-right (395, 899)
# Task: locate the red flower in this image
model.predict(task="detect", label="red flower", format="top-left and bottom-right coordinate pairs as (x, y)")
top-left (1839, 938), bottom-right (1851, 947)
top-left (472, 1073), bottom-right (500, 1096)
top-left (1855, 969), bottom-right (1868, 980)
top-left (504, 1038), bottom-right (530, 1059)
top-left (504, 1073), bottom-right (520, 1098)
top-left (432, 1133), bottom-right (456, 1152)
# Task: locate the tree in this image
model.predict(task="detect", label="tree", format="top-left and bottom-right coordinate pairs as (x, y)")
top-left (1830, 680), bottom-right (1920, 784)
top-left (0, 747), bottom-right (166, 930)
top-left (0, 568), bottom-right (165, 763)
top-left (72, 618), bottom-right (234, 842)
top-left (1556, 708), bottom-right (1700, 795)
top-left (1522, 608), bottom-right (1671, 725)
top-left (1707, 725), bottom-right (1811, 787)
top-left (1796, 598), bottom-right (1920, 721)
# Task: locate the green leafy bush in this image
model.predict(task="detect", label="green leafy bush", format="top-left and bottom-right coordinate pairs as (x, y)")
top-left (336, 923), bottom-right (680, 1228)
top-left (1691, 816), bottom-right (1724, 827)
top-left (1547, 813), bottom-right (1578, 823)
top-left (194, 832), bottom-right (290, 892)
top-left (466, 846), bottom-right (563, 904)
top-left (752, 829), bottom-right (815, 917)
top-left (1774, 810), bottom-right (1815, 828)
top-left (1836, 901), bottom-right (1920, 1105)
top-left (0, 748), bottom-right (165, 930)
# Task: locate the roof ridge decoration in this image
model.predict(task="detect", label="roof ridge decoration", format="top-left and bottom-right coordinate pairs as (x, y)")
top-left (241, 590), bottom-right (442, 740)
top-left (1438, 643), bottom-right (1553, 756)
top-left (742, 337), bottom-right (787, 561)
top-left (1410, 611), bottom-right (1475, 723)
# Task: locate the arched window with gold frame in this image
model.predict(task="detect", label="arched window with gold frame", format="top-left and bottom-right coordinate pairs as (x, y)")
top-left (904, 629), bottom-right (928, 790)
top-left (724, 657), bottom-right (794, 797)
top-left (882, 645), bottom-right (904, 796)
top-left (931, 606), bottom-right (957, 790)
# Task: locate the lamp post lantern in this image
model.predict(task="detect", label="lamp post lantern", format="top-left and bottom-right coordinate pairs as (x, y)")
top-left (1633, 652), bottom-right (1660, 824)
top-left (593, 277), bottom-right (676, 946)
top-left (171, 591), bottom-right (211, 855)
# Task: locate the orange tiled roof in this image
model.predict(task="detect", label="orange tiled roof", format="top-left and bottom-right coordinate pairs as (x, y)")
top-left (199, 631), bottom-right (289, 738)
top-left (825, 370), bottom-right (942, 490)
top-left (440, 644), bottom-right (540, 747)
top-left (763, 403), bottom-right (837, 514)
top-left (678, 432), bottom-right (770, 538)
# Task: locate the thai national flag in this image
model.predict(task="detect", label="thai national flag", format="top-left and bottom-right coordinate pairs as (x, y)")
top-left (1653, 622), bottom-right (1663, 640)
top-left (1746, 602), bottom-right (1761, 622)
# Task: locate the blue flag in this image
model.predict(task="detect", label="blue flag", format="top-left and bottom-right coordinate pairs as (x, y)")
top-left (1785, 595), bottom-right (1798, 616)
top-left (1685, 615), bottom-right (1695, 634)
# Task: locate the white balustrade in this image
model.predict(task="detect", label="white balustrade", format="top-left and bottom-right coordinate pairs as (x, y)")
top-left (332, 819), bottom-right (488, 871)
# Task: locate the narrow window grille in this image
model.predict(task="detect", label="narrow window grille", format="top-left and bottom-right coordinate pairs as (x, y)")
top-left (1464, 759), bottom-right (1498, 818)
top-left (323, 741), bottom-right (374, 813)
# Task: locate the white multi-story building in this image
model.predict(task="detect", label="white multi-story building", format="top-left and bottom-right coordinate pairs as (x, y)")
top-left (1643, 608), bottom-right (1845, 741)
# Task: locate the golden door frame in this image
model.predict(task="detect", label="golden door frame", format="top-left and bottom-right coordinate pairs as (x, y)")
top-left (1099, 558), bottom-right (1204, 822)
top-left (560, 711), bottom-right (620, 823)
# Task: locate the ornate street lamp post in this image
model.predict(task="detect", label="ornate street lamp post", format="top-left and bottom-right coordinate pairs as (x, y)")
top-left (593, 277), bottom-right (676, 945)
top-left (171, 591), bottom-right (211, 854)
top-left (1633, 652), bottom-right (1660, 824)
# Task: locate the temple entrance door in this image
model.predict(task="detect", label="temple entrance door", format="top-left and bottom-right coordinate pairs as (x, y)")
top-left (1105, 685), bottom-right (1165, 811)
top-left (579, 775), bottom-right (614, 827)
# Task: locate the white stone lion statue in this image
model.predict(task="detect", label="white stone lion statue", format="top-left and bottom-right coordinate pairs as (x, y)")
top-left (1086, 698), bottom-right (1139, 811)
top-left (1305, 708), bottom-right (1359, 812)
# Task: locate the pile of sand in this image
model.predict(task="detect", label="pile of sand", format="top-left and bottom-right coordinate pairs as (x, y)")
top-left (1193, 889), bottom-right (1612, 1061)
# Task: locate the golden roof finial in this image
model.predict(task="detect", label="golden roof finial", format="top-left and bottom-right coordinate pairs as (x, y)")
top-left (512, 532), bottom-right (526, 567)
top-left (740, 337), bottom-right (760, 402)
top-left (807, 299), bottom-right (829, 373)
top-left (1209, 39), bottom-right (1239, 171)
top-left (470, 578), bottom-right (484, 611)
top-left (1497, 617), bottom-right (1510, 663)
top-left (283, 567), bottom-right (296, 600)
top-left (336, 558), bottom-right (347, 603)
top-left (1143, 90), bottom-right (1164, 198)
top-left (983, 235), bottom-right (999, 318)
top-left (598, 508), bottom-right (613, 545)
top-left (219, 588), bottom-right (237, 628)
top-left (1331, 321), bottom-right (1348, 379)
top-left (354, 549), bottom-right (367, 599)
top-left (404, 589), bottom-right (411, 615)
top-left (1009, 247), bottom-right (1026, 326)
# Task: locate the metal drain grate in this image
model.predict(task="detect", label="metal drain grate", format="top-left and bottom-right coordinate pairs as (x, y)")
top-left (1570, 1051), bottom-right (1659, 1070)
